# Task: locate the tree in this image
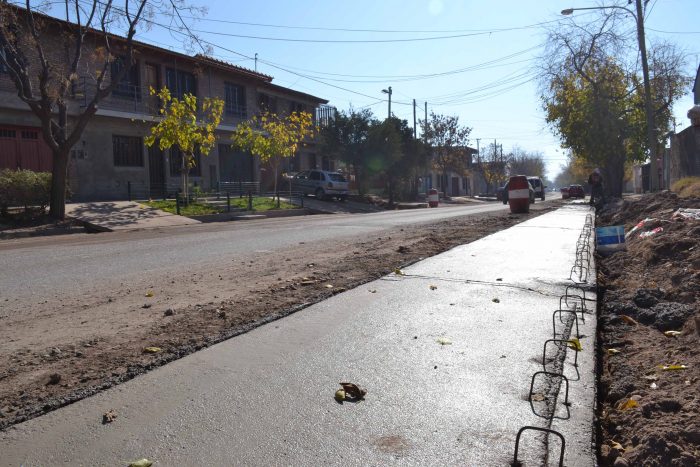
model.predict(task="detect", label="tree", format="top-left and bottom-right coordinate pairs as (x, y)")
top-left (319, 108), bottom-right (374, 194)
top-left (0, 1), bottom-right (198, 219)
top-left (540, 7), bottom-right (690, 196)
top-left (364, 118), bottom-right (402, 204)
top-left (507, 146), bottom-right (546, 179)
top-left (421, 112), bottom-right (471, 193)
top-left (477, 142), bottom-right (509, 194)
top-left (145, 88), bottom-right (223, 201)
top-left (231, 110), bottom-right (315, 195)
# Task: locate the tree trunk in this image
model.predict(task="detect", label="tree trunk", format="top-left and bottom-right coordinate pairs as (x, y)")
top-left (49, 148), bottom-right (70, 220)
top-left (353, 164), bottom-right (363, 196)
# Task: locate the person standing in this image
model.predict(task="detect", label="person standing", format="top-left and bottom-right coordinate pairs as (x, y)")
top-left (588, 168), bottom-right (603, 206)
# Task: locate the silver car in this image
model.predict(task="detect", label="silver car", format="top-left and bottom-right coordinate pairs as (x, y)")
top-left (291, 169), bottom-right (349, 201)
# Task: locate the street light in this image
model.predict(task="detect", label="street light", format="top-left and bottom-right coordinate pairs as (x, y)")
top-left (381, 86), bottom-right (392, 119)
top-left (562, 1), bottom-right (659, 191)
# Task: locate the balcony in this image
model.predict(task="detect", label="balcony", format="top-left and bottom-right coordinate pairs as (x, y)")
top-left (75, 78), bottom-right (157, 115)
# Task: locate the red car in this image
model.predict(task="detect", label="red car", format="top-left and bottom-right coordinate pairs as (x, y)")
top-left (568, 184), bottom-right (585, 198)
top-left (560, 187), bottom-right (570, 199)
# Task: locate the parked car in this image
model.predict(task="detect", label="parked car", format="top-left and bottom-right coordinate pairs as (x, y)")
top-left (501, 179), bottom-right (535, 205)
top-left (568, 184), bottom-right (585, 199)
top-left (291, 169), bottom-right (349, 201)
top-left (560, 187), bottom-right (570, 199)
top-left (496, 185), bottom-right (506, 201)
top-left (527, 176), bottom-right (546, 201)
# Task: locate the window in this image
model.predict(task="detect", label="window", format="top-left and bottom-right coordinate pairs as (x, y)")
top-left (289, 101), bottom-right (305, 114)
top-left (0, 129), bottom-right (16, 138)
top-left (170, 146), bottom-right (201, 177)
top-left (165, 68), bottom-right (196, 100)
top-left (113, 135), bottom-right (143, 167)
top-left (0, 48), bottom-right (7, 74)
top-left (21, 130), bottom-right (38, 140)
top-left (110, 56), bottom-right (140, 100)
top-left (257, 93), bottom-right (277, 113)
top-left (225, 82), bottom-right (246, 118)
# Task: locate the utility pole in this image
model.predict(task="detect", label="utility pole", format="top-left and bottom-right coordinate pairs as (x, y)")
top-left (413, 99), bottom-right (417, 139)
top-left (634, 0), bottom-right (658, 191)
top-left (254, 53), bottom-right (258, 72)
top-left (381, 86), bottom-right (392, 119)
top-left (476, 138), bottom-right (481, 164)
top-left (424, 102), bottom-right (428, 141)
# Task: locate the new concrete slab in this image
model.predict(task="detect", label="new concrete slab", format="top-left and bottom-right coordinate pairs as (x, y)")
top-left (0, 205), bottom-right (597, 466)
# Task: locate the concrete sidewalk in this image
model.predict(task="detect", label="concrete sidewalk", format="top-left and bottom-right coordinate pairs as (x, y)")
top-left (66, 201), bottom-right (201, 231)
top-left (0, 205), bottom-right (597, 466)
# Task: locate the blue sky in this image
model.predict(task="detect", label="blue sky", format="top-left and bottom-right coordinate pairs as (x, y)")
top-left (100, 1), bottom-right (700, 177)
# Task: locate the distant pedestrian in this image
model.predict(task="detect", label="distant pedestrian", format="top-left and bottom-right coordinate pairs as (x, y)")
top-left (588, 169), bottom-right (603, 206)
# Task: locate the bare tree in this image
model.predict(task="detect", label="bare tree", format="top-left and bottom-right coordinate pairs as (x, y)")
top-left (0, 1), bottom-right (200, 219)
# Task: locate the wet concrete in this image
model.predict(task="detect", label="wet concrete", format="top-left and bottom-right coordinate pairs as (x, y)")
top-left (0, 205), bottom-right (596, 466)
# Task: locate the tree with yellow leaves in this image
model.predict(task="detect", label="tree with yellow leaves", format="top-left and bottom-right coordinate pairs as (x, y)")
top-left (231, 111), bottom-right (315, 194)
top-left (145, 87), bottom-right (223, 201)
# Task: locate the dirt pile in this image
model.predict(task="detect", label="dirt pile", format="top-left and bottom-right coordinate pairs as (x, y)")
top-left (596, 191), bottom-right (700, 466)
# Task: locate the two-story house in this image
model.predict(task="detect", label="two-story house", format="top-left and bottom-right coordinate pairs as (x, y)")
top-left (0, 10), bottom-right (331, 200)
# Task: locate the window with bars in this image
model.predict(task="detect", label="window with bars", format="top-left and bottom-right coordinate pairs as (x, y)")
top-left (165, 68), bottom-right (196, 100)
top-left (225, 82), bottom-right (246, 118)
top-left (257, 92), bottom-right (277, 113)
top-left (289, 101), bottom-right (306, 114)
top-left (110, 56), bottom-right (140, 100)
top-left (112, 135), bottom-right (143, 167)
top-left (170, 146), bottom-right (201, 177)
top-left (0, 48), bottom-right (8, 74)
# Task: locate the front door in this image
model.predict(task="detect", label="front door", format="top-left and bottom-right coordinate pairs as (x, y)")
top-left (451, 177), bottom-right (460, 197)
top-left (148, 145), bottom-right (165, 198)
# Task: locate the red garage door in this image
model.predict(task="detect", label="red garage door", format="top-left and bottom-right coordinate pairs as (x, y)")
top-left (0, 126), bottom-right (53, 172)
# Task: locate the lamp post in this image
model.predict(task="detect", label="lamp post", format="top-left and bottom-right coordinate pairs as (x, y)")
top-left (381, 86), bottom-right (392, 119)
top-left (562, 1), bottom-right (659, 191)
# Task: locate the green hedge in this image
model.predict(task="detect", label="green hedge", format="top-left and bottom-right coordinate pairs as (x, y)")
top-left (0, 169), bottom-right (52, 215)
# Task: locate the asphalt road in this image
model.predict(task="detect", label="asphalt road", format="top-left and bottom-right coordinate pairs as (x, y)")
top-left (0, 202), bottom-right (513, 303)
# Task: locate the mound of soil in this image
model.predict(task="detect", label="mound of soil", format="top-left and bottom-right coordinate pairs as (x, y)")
top-left (596, 191), bottom-right (700, 466)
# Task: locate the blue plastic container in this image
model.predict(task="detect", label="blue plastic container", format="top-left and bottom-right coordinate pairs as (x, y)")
top-left (596, 226), bottom-right (626, 255)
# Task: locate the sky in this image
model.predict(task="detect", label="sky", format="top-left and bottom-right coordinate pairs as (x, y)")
top-left (63, 0), bottom-right (700, 178)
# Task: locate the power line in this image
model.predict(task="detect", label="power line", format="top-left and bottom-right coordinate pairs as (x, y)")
top-left (145, 12), bottom-right (569, 35)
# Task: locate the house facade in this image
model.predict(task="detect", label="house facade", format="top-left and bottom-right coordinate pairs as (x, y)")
top-left (0, 12), bottom-right (331, 200)
top-left (419, 146), bottom-right (479, 197)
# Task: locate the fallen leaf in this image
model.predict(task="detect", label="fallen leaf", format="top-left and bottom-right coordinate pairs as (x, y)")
top-left (664, 330), bottom-right (682, 337)
top-left (496, 278), bottom-right (503, 281)
top-left (143, 347), bottom-right (162, 354)
top-left (436, 337), bottom-right (452, 345)
top-left (607, 348), bottom-right (621, 355)
top-left (102, 409), bottom-right (117, 424)
top-left (620, 315), bottom-right (638, 325)
top-left (492, 298), bottom-right (500, 303)
top-left (567, 338), bottom-right (583, 352)
top-left (368, 289), bottom-right (377, 293)
top-left (145, 291), bottom-right (154, 298)
top-left (334, 389), bottom-right (346, 402)
top-left (339, 382), bottom-right (366, 400)
top-left (429, 285), bottom-right (437, 290)
top-left (531, 393), bottom-right (545, 402)
top-left (394, 268), bottom-right (405, 276)
top-left (660, 364), bottom-right (688, 371)
top-left (617, 398), bottom-right (638, 410)
top-left (128, 459), bottom-right (153, 467)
